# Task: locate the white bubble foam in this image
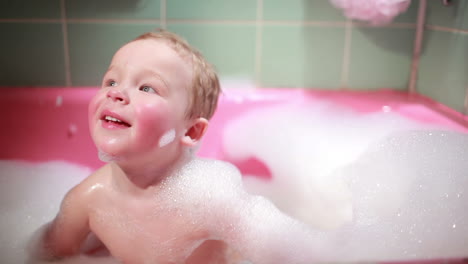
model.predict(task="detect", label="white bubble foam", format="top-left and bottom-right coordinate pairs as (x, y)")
top-left (0, 157), bottom-right (320, 263)
top-left (325, 130), bottom-right (468, 261)
top-left (98, 149), bottom-right (117, 163)
top-left (158, 129), bottom-right (176, 148)
top-left (219, 78), bottom-right (256, 90)
top-left (0, 161), bottom-right (123, 264)
top-left (222, 102), bottom-right (468, 261)
top-left (156, 157), bottom-right (323, 263)
top-left (0, 161), bottom-right (99, 264)
top-left (55, 96), bottom-right (63, 107)
top-left (158, 158), bottom-right (245, 213)
top-left (68, 123), bottom-right (78, 137)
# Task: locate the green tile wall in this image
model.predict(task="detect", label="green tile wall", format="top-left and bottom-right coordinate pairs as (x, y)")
top-left (263, 0), bottom-right (344, 21)
top-left (418, 0), bottom-right (468, 114)
top-left (0, 0), bottom-right (418, 89)
top-left (66, 0), bottom-right (161, 20)
top-left (261, 25), bottom-right (344, 88)
top-left (349, 27), bottom-right (415, 90)
top-left (168, 24), bottom-right (256, 79)
top-left (0, 22), bottom-right (65, 86)
top-left (1, 0), bottom-right (465, 115)
top-left (0, 0), bottom-right (61, 19)
top-left (0, 0), bottom-right (420, 89)
top-left (68, 23), bottom-right (158, 86)
top-left (426, 0), bottom-right (468, 30)
top-left (418, 31), bottom-right (467, 113)
top-left (167, 0), bottom-right (256, 20)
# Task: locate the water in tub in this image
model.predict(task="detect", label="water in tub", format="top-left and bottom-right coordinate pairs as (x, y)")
top-left (1, 99), bottom-right (468, 263)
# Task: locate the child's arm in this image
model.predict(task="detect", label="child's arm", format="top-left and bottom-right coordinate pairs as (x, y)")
top-left (36, 173), bottom-right (99, 260)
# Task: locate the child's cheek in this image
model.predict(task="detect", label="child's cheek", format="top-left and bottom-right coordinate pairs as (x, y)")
top-left (88, 94), bottom-right (101, 130)
top-left (88, 97), bottom-right (98, 115)
top-left (134, 103), bottom-right (172, 146)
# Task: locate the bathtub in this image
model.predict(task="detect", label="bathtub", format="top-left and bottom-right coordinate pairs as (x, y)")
top-left (1, 87), bottom-right (466, 171)
top-left (1, 87), bottom-right (468, 263)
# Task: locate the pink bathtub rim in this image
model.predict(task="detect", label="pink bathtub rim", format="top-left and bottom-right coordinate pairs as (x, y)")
top-left (0, 87), bottom-right (467, 171)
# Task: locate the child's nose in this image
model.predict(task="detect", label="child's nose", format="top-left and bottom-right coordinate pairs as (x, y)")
top-left (107, 89), bottom-right (129, 104)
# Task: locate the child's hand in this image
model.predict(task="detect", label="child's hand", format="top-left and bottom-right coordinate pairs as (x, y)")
top-left (27, 224), bottom-right (111, 263)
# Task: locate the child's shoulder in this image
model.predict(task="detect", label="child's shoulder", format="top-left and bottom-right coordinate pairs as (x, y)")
top-left (71, 163), bottom-right (112, 194)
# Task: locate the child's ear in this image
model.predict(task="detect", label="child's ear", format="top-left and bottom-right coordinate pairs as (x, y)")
top-left (181, 118), bottom-right (209, 147)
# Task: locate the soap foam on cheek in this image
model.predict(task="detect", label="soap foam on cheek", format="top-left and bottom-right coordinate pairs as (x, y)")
top-left (158, 129), bottom-right (176, 148)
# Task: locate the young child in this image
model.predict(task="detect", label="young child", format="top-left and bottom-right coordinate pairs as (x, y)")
top-left (31, 30), bottom-right (319, 264)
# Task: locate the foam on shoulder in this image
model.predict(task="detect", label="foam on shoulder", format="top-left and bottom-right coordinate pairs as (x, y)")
top-left (159, 158), bottom-right (245, 205)
top-left (159, 157), bottom-right (330, 263)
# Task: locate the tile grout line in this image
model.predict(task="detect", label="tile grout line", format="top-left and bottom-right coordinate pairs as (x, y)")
top-left (426, 24), bottom-right (468, 35)
top-left (464, 85), bottom-right (468, 116)
top-left (60, 0), bottom-right (72, 87)
top-left (67, 18), bottom-right (160, 24)
top-left (263, 20), bottom-right (346, 26)
top-left (0, 18), bottom-right (61, 23)
top-left (2, 18), bottom-right (467, 34)
top-left (352, 21), bottom-right (416, 28)
top-left (340, 19), bottom-right (352, 90)
top-left (254, 0), bottom-right (263, 87)
top-left (0, 18), bottom-right (426, 29)
top-left (160, 0), bottom-right (167, 29)
top-left (408, 0), bottom-right (427, 94)
top-left (167, 19), bottom-right (254, 25)
top-left (7, 17), bottom-right (468, 34)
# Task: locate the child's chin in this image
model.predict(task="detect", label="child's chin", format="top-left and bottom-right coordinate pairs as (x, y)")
top-left (94, 142), bottom-right (124, 161)
top-left (98, 149), bottom-right (119, 162)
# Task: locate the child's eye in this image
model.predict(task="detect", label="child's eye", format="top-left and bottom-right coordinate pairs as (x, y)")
top-left (108, 80), bottom-right (117, 87)
top-left (140, 86), bottom-right (156, 94)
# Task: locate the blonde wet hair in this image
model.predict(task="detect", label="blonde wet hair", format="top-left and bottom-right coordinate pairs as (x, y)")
top-left (134, 29), bottom-right (221, 120)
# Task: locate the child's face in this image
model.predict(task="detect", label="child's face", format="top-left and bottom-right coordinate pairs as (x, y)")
top-left (88, 39), bottom-right (193, 161)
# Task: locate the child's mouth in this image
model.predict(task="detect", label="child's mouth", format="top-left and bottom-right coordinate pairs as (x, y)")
top-left (102, 115), bottom-right (131, 128)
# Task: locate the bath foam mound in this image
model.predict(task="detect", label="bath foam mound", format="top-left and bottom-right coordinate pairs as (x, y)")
top-left (222, 102), bottom-right (468, 261)
top-left (1, 159), bottom-right (319, 264)
top-left (0, 161), bottom-right (100, 264)
top-left (222, 102), bottom-right (437, 230)
top-left (331, 130), bottom-right (468, 261)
